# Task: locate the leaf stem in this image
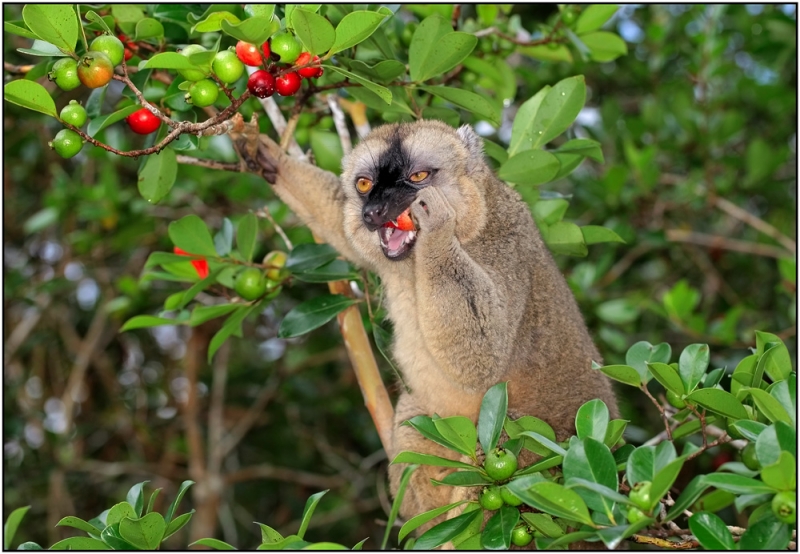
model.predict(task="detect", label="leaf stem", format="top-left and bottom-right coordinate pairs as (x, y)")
top-left (76, 4), bottom-right (89, 52)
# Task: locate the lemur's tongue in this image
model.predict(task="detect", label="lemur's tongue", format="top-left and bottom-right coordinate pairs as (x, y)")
top-left (387, 227), bottom-right (407, 251)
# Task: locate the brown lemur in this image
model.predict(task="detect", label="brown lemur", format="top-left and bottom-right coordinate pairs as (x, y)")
top-left (241, 119), bottom-right (618, 523)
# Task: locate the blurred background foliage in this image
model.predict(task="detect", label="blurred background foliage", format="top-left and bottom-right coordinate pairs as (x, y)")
top-left (3, 3), bottom-right (796, 549)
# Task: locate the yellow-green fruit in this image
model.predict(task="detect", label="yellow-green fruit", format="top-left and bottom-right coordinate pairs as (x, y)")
top-left (626, 506), bottom-right (646, 524)
top-left (726, 419), bottom-right (745, 440)
top-left (741, 443), bottom-right (760, 471)
top-left (59, 100), bottom-right (87, 127)
top-left (49, 57), bottom-right (81, 90)
top-left (50, 129), bottom-right (83, 158)
top-left (89, 34), bottom-right (125, 66)
top-left (666, 390), bottom-right (686, 409)
top-left (511, 526), bottom-right (533, 547)
top-left (630, 481), bottom-right (652, 510)
top-left (179, 44), bottom-right (208, 81)
top-left (772, 491), bottom-right (796, 524)
top-left (484, 447), bottom-right (518, 481)
top-left (479, 486), bottom-right (504, 511)
top-left (500, 486), bottom-right (523, 507)
top-left (235, 267), bottom-right (267, 301)
top-left (263, 250), bottom-right (288, 282)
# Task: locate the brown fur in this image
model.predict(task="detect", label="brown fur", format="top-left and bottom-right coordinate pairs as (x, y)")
top-left (249, 120), bottom-right (618, 529)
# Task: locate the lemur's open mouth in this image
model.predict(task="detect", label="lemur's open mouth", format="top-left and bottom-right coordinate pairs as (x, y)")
top-left (379, 208), bottom-right (416, 260)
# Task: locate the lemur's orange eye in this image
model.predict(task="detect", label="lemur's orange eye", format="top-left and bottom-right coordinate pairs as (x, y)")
top-left (409, 171), bottom-right (429, 183)
top-left (356, 178), bottom-right (373, 194)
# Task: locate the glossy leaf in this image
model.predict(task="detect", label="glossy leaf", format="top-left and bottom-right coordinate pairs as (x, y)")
top-left (139, 52), bottom-right (200, 70)
top-left (649, 457), bottom-right (685, 511)
top-left (323, 65), bottom-right (392, 104)
top-left (292, 9), bottom-right (335, 55)
top-left (298, 490), bottom-right (329, 540)
top-left (139, 147), bottom-right (177, 204)
top-left (278, 294), bottom-right (358, 339)
top-left (546, 221), bottom-right (588, 257)
top-left (412, 509), bottom-right (481, 550)
top-left (408, 15), bottom-right (476, 82)
top-left (565, 477), bottom-right (630, 505)
top-left (86, 105), bottom-right (140, 137)
top-left (626, 445), bottom-right (656, 485)
top-left (581, 225), bottom-right (625, 245)
top-left (398, 500), bottom-right (469, 542)
top-left (3, 80), bottom-right (57, 118)
top-left (237, 212), bottom-right (258, 263)
top-left (686, 388), bottom-right (749, 420)
top-left (285, 243), bottom-right (340, 272)
top-left (106, 502), bottom-right (136, 526)
top-left (433, 416), bottom-right (477, 458)
top-left (575, 4), bottom-right (619, 34)
top-left (497, 150), bottom-right (560, 186)
top-left (56, 515), bottom-right (100, 536)
top-left (678, 343), bottom-right (709, 393)
top-left (478, 382), bottom-right (508, 455)
top-left (189, 304), bottom-right (239, 327)
top-left (329, 11), bottom-right (387, 55)
top-left (432, 471), bottom-right (491, 487)
top-left (403, 415), bottom-right (461, 452)
top-left (220, 16), bottom-right (279, 45)
top-left (420, 85), bottom-right (501, 125)
top-left (480, 506), bottom-right (519, 550)
top-left (574, 399), bottom-right (609, 441)
top-left (603, 419), bottom-right (628, 447)
top-left (22, 4), bottom-right (78, 53)
top-left (755, 422), bottom-right (796, 467)
top-left (118, 512), bottom-right (166, 550)
top-left (163, 510), bottom-right (193, 540)
top-left (100, 522), bottom-right (135, 550)
top-left (507, 481), bottom-right (594, 527)
top-left (562, 438), bottom-right (618, 513)
top-left (626, 341), bottom-right (670, 382)
top-left (647, 362), bottom-right (685, 395)
top-left (293, 259), bottom-right (358, 283)
top-left (581, 32), bottom-right (628, 62)
top-left (5, 506), bottom-right (30, 549)
top-left (760, 451), bottom-right (796, 491)
top-left (126, 481), bottom-right (149, 518)
top-left (191, 11), bottom-right (240, 33)
top-left (702, 473), bottom-right (774, 495)
top-left (528, 76), bottom-right (586, 149)
top-left (165, 480), bottom-right (194, 524)
top-left (519, 431), bottom-right (566, 456)
top-left (190, 537), bottom-right (237, 550)
top-left (738, 514), bottom-right (791, 550)
top-left (508, 86), bottom-right (549, 156)
top-left (520, 513), bottom-right (564, 538)
top-left (747, 388), bottom-right (792, 424)
top-left (505, 415), bottom-right (557, 456)
top-left (665, 475), bottom-right (710, 521)
top-left (49, 537), bottom-right (110, 550)
top-left (208, 303), bottom-right (260, 361)
top-left (392, 451), bottom-right (476, 470)
top-left (596, 364), bottom-right (641, 386)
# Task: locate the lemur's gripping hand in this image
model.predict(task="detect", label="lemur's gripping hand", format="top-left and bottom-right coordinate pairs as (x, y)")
top-left (410, 187), bottom-right (457, 253)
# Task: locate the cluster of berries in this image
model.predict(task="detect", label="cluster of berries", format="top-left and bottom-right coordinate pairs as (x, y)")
top-left (237, 33), bottom-right (323, 99)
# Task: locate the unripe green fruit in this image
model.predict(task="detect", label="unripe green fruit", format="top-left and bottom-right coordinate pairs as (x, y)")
top-left (50, 129), bottom-right (83, 158)
top-left (270, 32), bottom-right (302, 64)
top-left (511, 526), bottom-right (533, 547)
top-left (479, 486), bottom-right (504, 511)
top-left (500, 486), bottom-right (523, 507)
top-left (179, 44), bottom-right (208, 81)
top-left (630, 481), bottom-right (652, 510)
top-left (49, 58), bottom-right (81, 91)
top-left (186, 79), bottom-right (219, 107)
top-left (772, 491), bottom-right (796, 524)
top-left (235, 268), bottom-right (267, 301)
top-left (59, 100), bottom-right (87, 127)
top-left (212, 49), bottom-right (245, 84)
top-left (666, 390), bottom-right (686, 409)
top-left (725, 419), bottom-right (744, 440)
top-left (626, 506), bottom-right (646, 524)
top-left (484, 447), bottom-right (518, 481)
top-left (561, 9), bottom-right (577, 25)
top-left (90, 34), bottom-right (125, 66)
top-left (741, 443), bottom-right (760, 471)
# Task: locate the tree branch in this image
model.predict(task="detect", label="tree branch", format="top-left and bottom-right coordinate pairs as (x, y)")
top-left (666, 229), bottom-right (790, 259)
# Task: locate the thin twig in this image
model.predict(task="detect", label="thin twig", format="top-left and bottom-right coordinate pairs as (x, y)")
top-left (713, 196), bottom-right (796, 253)
top-left (666, 229), bottom-right (790, 259)
top-left (175, 155), bottom-right (241, 172)
top-left (256, 206), bottom-right (294, 251)
top-left (640, 384), bottom-right (673, 441)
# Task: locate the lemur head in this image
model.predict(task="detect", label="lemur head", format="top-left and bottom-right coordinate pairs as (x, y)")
top-left (340, 120), bottom-right (489, 263)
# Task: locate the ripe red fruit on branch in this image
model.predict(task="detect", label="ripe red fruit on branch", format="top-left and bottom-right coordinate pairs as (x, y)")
top-left (247, 70), bottom-right (275, 98)
top-left (275, 72), bottom-right (302, 96)
top-left (295, 52), bottom-right (323, 78)
top-left (174, 247), bottom-right (210, 279)
top-left (236, 41), bottom-right (262, 66)
top-left (77, 51), bottom-right (114, 89)
top-left (126, 108), bottom-right (161, 135)
top-left (261, 41), bottom-right (271, 59)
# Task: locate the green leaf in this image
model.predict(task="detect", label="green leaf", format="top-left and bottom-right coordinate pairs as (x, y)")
top-left (120, 314), bottom-right (176, 331)
top-left (138, 147), bottom-right (178, 204)
top-left (86, 105), bottom-right (140, 137)
top-left (538, 531), bottom-right (597, 550)
top-left (49, 537), bottom-right (111, 550)
top-left (515, 454), bottom-right (563, 476)
top-left (190, 537), bottom-right (237, 550)
top-left (5, 20), bottom-right (38, 40)
top-left (100, 522), bottom-right (136, 550)
top-left (133, 18), bottom-right (164, 41)
top-left (191, 11), bottom-right (241, 33)
top-left (596, 364), bottom-right (640, 387)
top-left (188, 304), bottom-right (238, 327)
top-left (518, 431), bottom-right (566, 456)
top-left (649, 457), bottom-right (685, 511)
top-left (562, 438), bottom-right (618, 513)
top-left (165, 480), bottom-right (194, 524)
top-left (529, 76), bottom-right (586, 149)
top-left (478, 382), bottom-right (508, 455)
top-left (432, 470), bottom-right (491, 487)
top-left (581, 226), bottom-right (625, 246)
top-left (665, 475), bottom-right (710, 521)
top-left (686, 388), bottom-right (749, 420)
top-left (738, 514), bottom-right (791, 550)
top-left (580, 32), bottom-right (628, 62)
top-left (56, 515), bottom-right (100, 536)
top-left (760, 451), bottom-right (796, 491)
top-left (701, 474), bottom-right (775, 495)
top-left (258, 522), bottom-right (283, 544)
top-left (345, 60), bottom-right (406, 84)
top-left (575, 399), bottom-right (609, 441)
top-left (412, 509), bottom-right (481, 550)
top-left (507, 481), bottom-right (594, 527)
top-left (604, 419), bottom-right (628, 448)
top-left (768, 380), bottom-right (796, 427)
top-left (278, 294), bottom-right (359, 339)
top-left (403, 415), bottom-right (461, 452)
top-left (220, 16), bottom-right (280, 45)
top-left (293, 259), bottom-right (358, 283)
top-left (297, 490), bottom-right (328, 540)
top-left (504, 416), bottom-right (557, 456)
top-left (208, 303), bottom-right (260, 362)
top-left (285, 243), bottom-right (339, 273)
top-left (678, 343), bottom-right (709, 393)
top-left (324, 65), bottom-right (393, 105)
top-left (292, 9), bottom-right (336, 55)
top-left (398, 500), bottom-right (469, 542)
top-left (258, 534), bottom-right (308, 550)
top-left (106, 502), bottom-right (137, 526)
top-left (169, 215), bottom-right (217, 257)
top-left (236, 213), bottom-right (258, 262)
top-left (408, 19), bottom-right (476, 82)
top-left (163, 510), bottom-right (193, 540)
top-left (112, 4), bottom-right (144, 34)
top-left (747, 388), bottom-right (793, 424)
top-left (139, 52), bottom-right (199, 71)
top-left (565, 477), bottom-right (631, 506)
top-left (627, 341), bottom-right (670, 380)
top-left (383, 464), bottom-right (415, 549)
top-left (391, 451), bottom-right (476, 470)
top-left (329, 11), bottom-right (388, 55)
top-left (508, 86), bottom-right (549, 156)
top-left (126, 481), bottom-right (149, 517)
top-left (626, 446), bottom-right (656, 485)
top-left (730, 354), bottom-right (757, 397)
top-left (16, 39), bottom-right (71, 57)
top-left (4, 80), bottom-right (57, 118)
top-left (575, 5), bottom-right (618, 34)
top-left (302, 542), bottom-right (348, 550)
top-left (497, 150), bottom-right (560, 186)
top-left (118, 512), bottom-right (166, 550)
top-left (433, 417), bottom-right (477, 459)
top-left (480, 506), bottom-right (519, 550)
top-left (521, 513), bottom-right (564, 538)
top-left (5, 506), bottom-right (30, 549)
top-left (22, 4), bottom-right (78, 54)
top-left (755, 422), bottom-right (795, 467)
top-left (17, 542), bottom-right (43, 550)
top-left (419, 85), bottom-right (501, 125)
top-left (647, 362), bottom-right (685, 395)
top-left (546, 221), bottom-right (588, 257)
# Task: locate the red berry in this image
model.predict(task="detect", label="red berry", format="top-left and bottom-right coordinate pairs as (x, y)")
top-left (236, 41), bottom-right (262, 66)
top-left (247, 69), bottom-right (275, 98)
top-left (126, 108), bottom-right (161, 135)
top-left (296, 52), bottom-right (323, 79)
top-left (174, 247), bottom-right (209, 279)
top-left (124, 48), bottom-right (133, 61)
top-left (275, 71), bottom-right (301, 96)
top-left (395, 211), bottom-right (415, 231)
top-left (261, 41), bottom-right (271, 59)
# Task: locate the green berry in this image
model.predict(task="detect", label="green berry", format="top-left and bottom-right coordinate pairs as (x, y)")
top-left (626, 506), bottom-right (646, 524)
top-left (49, 58), bottom-right (81, 91)
top-left (270, 32), bottom-right (302, 64)
top-left (741, 443), bottom-right (761, 471)
top-left (50, 129), bottom-right (83, 158)
top-left (499, 486), bottom-right (523, 507)
top-left (479, 486), bottom-right (504, 511)
top-left (666, 390), bottom-right (686, 409)
top-left (772, 491), bottom-right (796, 524)
top-left (59, 100), bottom-right (87, 127)
top-left (212, 49), bottom-right (245, 84)
top-left (179, 44), bottom-right (208, 81)
top-left (630, 481), bottom-right (653, 510)
top-left (511, 526), bottom-right (533, 547)
top-left (561, 8), bottom-right (577, 25)
top-left (89, 34), bottom-right (125, 66)
top-left (726, 419), bottom-right (745, 440)
top-left (235, 268), bottom-right (267, 301)
top-left (484, 447), bottom-right (518, 481)
top-left (186, 79), bottom-right (219, 107)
